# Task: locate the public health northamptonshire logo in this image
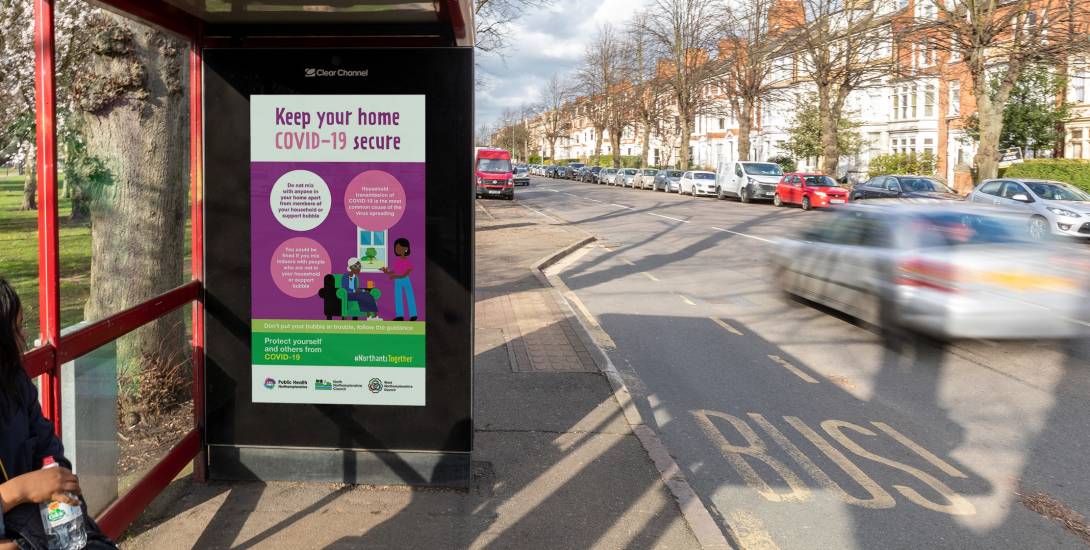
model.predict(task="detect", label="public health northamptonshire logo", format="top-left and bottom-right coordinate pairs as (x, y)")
top-left (315, 379), bottom-right (333, 391)
top-left (368, 378), bottom-right (383, 394)
top-left (263, 377), bottom-right (276, 390)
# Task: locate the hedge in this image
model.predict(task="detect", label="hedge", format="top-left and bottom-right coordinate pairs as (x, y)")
top-left (867, 152), bottom-right (936, 178)
top-left (999, 159), bottom-right (1090, 193)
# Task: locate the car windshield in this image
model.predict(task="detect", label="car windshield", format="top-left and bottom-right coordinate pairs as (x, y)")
top-left (695, 173), bottom-right (715, 180)
top-left (899, 177), bottom-right (952, 193)
top-left (1025, 181), bottom-right (1090, 201)
top-left (515, 167), bottom-right (528, 174)
top-left (802, 175), bottom-right (839, 187)
top-left (477, 158), bottom-right (511, 172)
top-left (643, 169), bottom-right (658, 175)
top-left (667, 170), bottom-right (683, 177)
top-left (570, 163), bottom-right (585, 168)
top-left (624, 169), bottom-right (638, 175)
top-left (909, 211), bottom-right (1028, 248)
top-left (743, 163), bottom-right (784, 176)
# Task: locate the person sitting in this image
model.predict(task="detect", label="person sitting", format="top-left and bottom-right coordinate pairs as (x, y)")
top-left (0, 279), bottom-right (116, 549)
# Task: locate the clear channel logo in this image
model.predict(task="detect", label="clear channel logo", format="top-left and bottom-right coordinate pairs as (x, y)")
top-left (304, 67), bottom-right (369, 78)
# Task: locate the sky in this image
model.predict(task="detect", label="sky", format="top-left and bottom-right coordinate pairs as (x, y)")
top-left (475, 0), bottom-right (652, 131)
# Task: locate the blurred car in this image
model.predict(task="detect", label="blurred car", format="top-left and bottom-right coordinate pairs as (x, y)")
top-left (598, 168), bottom-right (617, 184)
top-left (618, 168), bottom-right (639, 187)
top-left (774, 173), bottom-right (850, 210)
top-left (513, 165), bottom-right (531, 186)
top-left (654, 169), bottom-right (683, 192)
top-left (850, 175), bottom-right (962, 202)
top-left (634, 168), bottom-right (659, 189)
top-left (967, 178), bottom-right (1090, 240)
top-left (581, 166), bottom-right (602, 182)
top-left (567, 163), bottom-right (586, 180)
top-left (679, 171), bottom-right (717, 196)
top-left (769, 204), bottom-right (1089, 340)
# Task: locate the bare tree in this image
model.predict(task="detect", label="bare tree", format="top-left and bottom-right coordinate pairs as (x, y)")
top-left (578, 24), bottom-right (624, 166)
top-left (913, 0), bottom-right (1090, 180)
top-left (475, 0), bottom-right (552, 53)
top-left (628, 14), bottom-right (669, 168)
top-left (641, 0), bottom-right (726, 170)
top-left (539, 75), bottom-right (571, 161)
top-left (787, 0), bottom-right (894, 175)
top-left (717, 0), bottom-right (788, 162)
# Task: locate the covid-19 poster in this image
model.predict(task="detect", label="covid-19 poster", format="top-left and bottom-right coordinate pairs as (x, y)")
top-left (250, 95), bottom-right (425, 406)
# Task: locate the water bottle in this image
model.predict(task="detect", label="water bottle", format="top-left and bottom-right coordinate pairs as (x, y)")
top-left (39, 457), bottom-right (87, 550)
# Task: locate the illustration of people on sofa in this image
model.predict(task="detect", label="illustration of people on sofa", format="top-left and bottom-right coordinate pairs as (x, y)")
top-left (317, 258), bottom-right (382, 320)
top-left (380, 238), bottom-right (417, 321)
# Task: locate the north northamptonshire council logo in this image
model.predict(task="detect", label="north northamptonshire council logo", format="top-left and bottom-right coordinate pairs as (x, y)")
top-left (315, 379), bottom-right (333, 391)
top-left (263, 377), bottom-right (276, 389)
top-left (368, 378), bottom-right (383, 394)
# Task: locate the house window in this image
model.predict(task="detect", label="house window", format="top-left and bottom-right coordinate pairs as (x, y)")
top-left (924, 84), bottom-right (936, 117)
top-left (357, 229), bottom-right (389, 272)
top-left (923, 137), bottom-right (935, 155)
top-left (1071, 129), bottom-right (1084, 158)
top-left (718, 118), bottom-right (725, 130)
top-left (892, 90), bottom-right (900, 120)
top-left (1070, 65), bottom-right (1088, 103)
top-left (916, 0), bottom-right (936, 19)
top-left (949, 32), bottom-right (961, 61)
top-left (948, 81), bottom-right (961, 116)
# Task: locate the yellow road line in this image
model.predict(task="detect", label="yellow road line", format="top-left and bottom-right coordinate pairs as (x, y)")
top-left (642, 272), bottom-right (660, 282)
top-left (728, 509), bottom-right (782, 550)
top-left (766, 355), bottom-right (819, 384)
top-left (711, 317), bottom-right (743, 336)
top-left (679, 294), bottom-right (696, 306)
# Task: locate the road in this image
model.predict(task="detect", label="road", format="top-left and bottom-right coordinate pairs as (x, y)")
top-left (508, 176), bottom-right (1090, 550)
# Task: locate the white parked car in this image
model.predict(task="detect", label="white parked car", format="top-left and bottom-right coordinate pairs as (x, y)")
top-left (966, 178), bottom-right (1090, 240)
top-left (715, 161), bottom-right (784, 202)
top-left (679, 171), bottom-right (717, 196)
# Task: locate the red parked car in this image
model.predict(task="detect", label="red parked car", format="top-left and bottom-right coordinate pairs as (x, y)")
top-left (774, 173), bottom-right (850, 210)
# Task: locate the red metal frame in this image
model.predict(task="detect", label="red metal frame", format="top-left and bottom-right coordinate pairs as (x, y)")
top-left (34, 0), bottom-right (61, 438)
top-left (188, 36), bottom-right (208, 484)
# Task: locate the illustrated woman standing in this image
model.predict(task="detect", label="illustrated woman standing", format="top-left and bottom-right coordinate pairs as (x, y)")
top-left (381, 238), bottom-right (417, 321)
top-left (0, 279), bottom-right (116, 548)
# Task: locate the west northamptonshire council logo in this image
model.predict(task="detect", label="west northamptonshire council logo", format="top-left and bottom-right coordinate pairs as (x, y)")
top-left (368, 378), bottom-right (383, 394)
top-left (315, 379), bottom-right (333, 391)
top-left (263, 377), bottom-right (276, 390)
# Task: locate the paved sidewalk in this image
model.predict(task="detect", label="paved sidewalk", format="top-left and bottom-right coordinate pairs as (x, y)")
top-left (120, 199), bottom-right (700, 549)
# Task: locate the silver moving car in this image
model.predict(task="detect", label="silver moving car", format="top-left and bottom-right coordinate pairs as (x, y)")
top-left (769, 204), bottom-right (1090, 340)
top-left (513, 166), bottom-right (531, 186)
top-left (967, 178), bottom-right (1090, 240)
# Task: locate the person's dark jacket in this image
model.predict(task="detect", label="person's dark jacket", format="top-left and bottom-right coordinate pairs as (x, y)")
top-left (1, 371), bottom-right (116, 549)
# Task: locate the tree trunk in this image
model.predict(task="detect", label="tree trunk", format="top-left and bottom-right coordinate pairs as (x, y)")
top-left (20, 147), bottom-right (37, 211)
top-left (678, 114), bottom-right (692, 170)
top-left (640, 122), bottom-right (651, 168)
top-left (974, 96), bottom-right (1003, 182)
top-left (817, 90), bottom-right (839, 175)
top-left (609, 126), bottom-right (622, 168)
top-left (737, 104), bottom-right (753, 163)
top-left (548, 138), bottom-right (556, 162)
top-left (593, 125), bottom-right (604, 166)
top-left (78, 15), bottom-right (188, 392)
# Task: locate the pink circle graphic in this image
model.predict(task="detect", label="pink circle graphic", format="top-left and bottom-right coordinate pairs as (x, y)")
top-left (270, 237), bottom-right (331, 299)
top-left (343, 170), bottom-right (406, 230)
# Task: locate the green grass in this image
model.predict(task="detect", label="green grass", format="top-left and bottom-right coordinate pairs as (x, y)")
top-left (1, 172), bottom-right (194, 346)
top-left (0, 174), bottom-right (92, 337)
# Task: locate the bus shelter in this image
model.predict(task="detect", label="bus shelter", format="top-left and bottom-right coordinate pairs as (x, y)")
top-left (25, 0), bottom-right (475, 539)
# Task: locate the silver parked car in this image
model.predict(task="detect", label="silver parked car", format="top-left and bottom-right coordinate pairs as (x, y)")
top-left (634, 169), bottom-right (659, 190)
top-left (967, 178), bottom-right (1090, 240)
top-left (770, 204), bottom-right (1090, 340)
top-left (598, 168), bottom-right (617, 184)
top-left (617, 168), bottom-right (639, 187)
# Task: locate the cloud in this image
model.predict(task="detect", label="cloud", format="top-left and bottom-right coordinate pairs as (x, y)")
top-left (475, 0), bottom-right (653, 130)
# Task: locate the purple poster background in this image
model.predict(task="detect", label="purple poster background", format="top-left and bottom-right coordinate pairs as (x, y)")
top-left (251, 161), bottom-right (426, 321)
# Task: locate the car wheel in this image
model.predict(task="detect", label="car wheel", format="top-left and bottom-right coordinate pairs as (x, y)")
top-left (1028, 215), bottom-right (1048, 240)
top-left (773, 193), bottom-right (783, 207)
top-left (717, 186), bottom-right (725, 200)
top-left (802, 196), bottom-right (812, 211)
top-left (740, 186), bottom-right (751, 203)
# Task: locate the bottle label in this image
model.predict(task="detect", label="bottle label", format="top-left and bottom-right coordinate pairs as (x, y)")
top-left (46, 502), bottom-right (77, 527)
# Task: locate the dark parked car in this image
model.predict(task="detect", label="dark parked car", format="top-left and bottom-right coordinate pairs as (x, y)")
top-left (567, 163), bottom-right (586, 180)
top-left (545, 165), bottom-right (560, 178)
top-left (581, 166), bottom-right (602, 182)
top-left (850, 175), bottom-right (962, 202)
